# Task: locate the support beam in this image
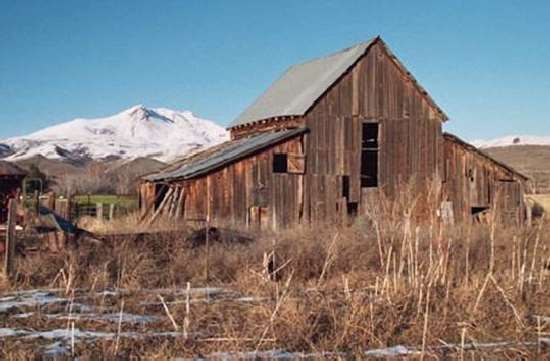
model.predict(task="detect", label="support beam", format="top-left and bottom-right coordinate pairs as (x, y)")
top-left (149, 187), bottom-right (175, 224)
top-left (175, 187), bottom-right (186, 220)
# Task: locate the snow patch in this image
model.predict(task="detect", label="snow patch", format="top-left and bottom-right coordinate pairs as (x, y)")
top-left (472, 135), bottom-right (550, 149)
top-left (0, 290), bottom-right (68, 313)
top-left (0, 327), bottom-right (183, 340)
top-left (1, 105), bottom-right (229, 162)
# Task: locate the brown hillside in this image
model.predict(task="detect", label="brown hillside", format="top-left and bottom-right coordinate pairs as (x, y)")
top-left (483, 145), bottom-right (550, 193)
top-left (14, 156), bottom-right (166, 195)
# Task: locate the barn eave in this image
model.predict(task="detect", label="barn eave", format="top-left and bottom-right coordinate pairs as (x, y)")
top-left (144, 127), bottom-right (308, 183)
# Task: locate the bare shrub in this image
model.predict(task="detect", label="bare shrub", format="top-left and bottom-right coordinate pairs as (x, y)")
top-left (56, 163), bottom-right (116, 195)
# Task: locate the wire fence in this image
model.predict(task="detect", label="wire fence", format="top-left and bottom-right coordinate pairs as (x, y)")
top-left (70, 202), bottom-right (137, 221)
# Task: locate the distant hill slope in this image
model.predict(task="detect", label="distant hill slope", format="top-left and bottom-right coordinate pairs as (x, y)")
top-left (483, 145), bottom-right (550, 193)
top-left (14, 156), bottom-right (167, 195)
top-left (15, 155), bottom-right (83, 178)
top-left (105, 157), bottom-right (167, 183)
top-left (473, 135), bottom-right (550, 148)
top-left (1, 105), bottom-right (228, 163)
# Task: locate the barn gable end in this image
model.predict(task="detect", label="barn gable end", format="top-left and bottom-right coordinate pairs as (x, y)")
top-left (229, 37), bottom-right (447, 139)
top-left (301, 39), bottom-right (447, 223)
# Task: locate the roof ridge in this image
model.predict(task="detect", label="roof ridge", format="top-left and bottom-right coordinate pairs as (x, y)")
top-left (289, 37), bottom-right (379, 69)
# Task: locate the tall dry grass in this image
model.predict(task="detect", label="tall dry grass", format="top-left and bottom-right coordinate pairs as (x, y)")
top-left (2, 184), bottom-right (550, 359)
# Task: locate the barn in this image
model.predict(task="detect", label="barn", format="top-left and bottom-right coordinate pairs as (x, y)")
top-left (140, 36), bottom-right (529, 229)
top-left (442, 133), bottom-right (529, 224)
top-left (0, 161), bottom-right (26, 223)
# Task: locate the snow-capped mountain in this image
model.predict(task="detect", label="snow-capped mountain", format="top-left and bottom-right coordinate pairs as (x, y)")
top-left (0, 105), bottom-right (228, 162)
top-left (472, 135), bottom-right (550, 149)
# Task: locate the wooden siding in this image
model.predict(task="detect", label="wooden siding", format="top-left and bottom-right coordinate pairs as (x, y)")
top-left (302, 41), bottom-right (443, 223)
top-left (443, 136), bottom-right (527, 224)
top-left (141, 135), bottom-right (306, 230)
top-left (138, 182), bottom-right (155, 217)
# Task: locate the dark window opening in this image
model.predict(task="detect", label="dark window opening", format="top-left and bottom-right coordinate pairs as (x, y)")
top-left (361, 151), bottom-right (378, 187)
top-left (273, 154), bottom-right (288, 173)
top-left (361, 123), bottom-right (379, 188)
top-left (362, 123), bottom-right (379, 148)
top-left (342, 176), bottom-right (350, 199)
top-left (471, 207), bottom-right (489, 215)
top-left (347, 202), bottom-right (359, 217)
top-left (155, 184), bottom-right (168, 210)
top-left (471, 207), bottom-right (490, 223)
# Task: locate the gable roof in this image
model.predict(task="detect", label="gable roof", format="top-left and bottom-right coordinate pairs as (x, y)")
top-left (230, 36), bottom-right (447, 129)
top-left (443, 132), bottom-right (529, 181)
top-left (145, 128), bottom-right (307, 182)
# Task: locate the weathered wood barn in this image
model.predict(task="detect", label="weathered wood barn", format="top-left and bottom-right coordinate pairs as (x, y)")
top-left (0, 161), bottom-right (26, 223)
top-left (140, 36), bottom-right (529, 228)
top-left (442, 133), bottom-right (528, 224)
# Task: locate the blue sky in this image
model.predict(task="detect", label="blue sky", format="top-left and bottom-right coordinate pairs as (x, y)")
top-left (1, 0), bottom-right (549, 140)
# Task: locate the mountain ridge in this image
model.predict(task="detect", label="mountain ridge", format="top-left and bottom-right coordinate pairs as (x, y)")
top-left (0, 105), bottom-right (229, 163)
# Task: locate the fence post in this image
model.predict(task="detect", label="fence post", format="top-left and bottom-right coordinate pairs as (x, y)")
top-left (67, 196), bottom-right (73, 222)
top-left (109, 203), bottom-right (115, 221)
top-left (4, 199), bottom-right (17, 278)
top-left (47, 192), bottom-right (56, 210)
top-left (96, 203), bottom-right (103, 220)
top-left (205, 220), bottom-right (209, 282)
top-left (33, 190), bottom-right (39, 213)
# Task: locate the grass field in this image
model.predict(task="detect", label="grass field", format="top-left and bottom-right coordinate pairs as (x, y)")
top-left (72, 194), bottom-right (138, 208)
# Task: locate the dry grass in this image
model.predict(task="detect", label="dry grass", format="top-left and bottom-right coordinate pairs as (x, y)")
top-left (1, 194), bottom-right (550, 359)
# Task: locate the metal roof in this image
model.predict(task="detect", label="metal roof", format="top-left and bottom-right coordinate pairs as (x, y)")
top-left (145, 128), bottom-right (308, 182)
top-left (230, 37), bottom-right (448, 129)
top-left (229, 38), bottom-right (377, 128)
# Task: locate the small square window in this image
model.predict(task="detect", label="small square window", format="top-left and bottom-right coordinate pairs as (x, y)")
top-left (273, 154), bottom-right (288, 173)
